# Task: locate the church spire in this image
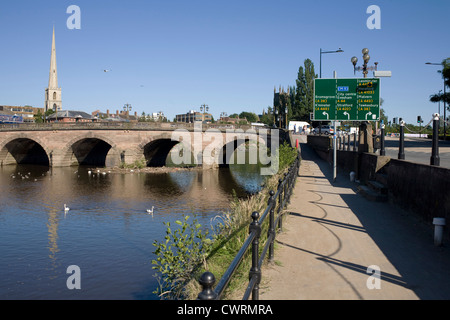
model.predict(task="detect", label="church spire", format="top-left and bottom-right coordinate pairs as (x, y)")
top-left (48, 26), bottom-right (58, 89)
top-left (45, 26), bottom-right (62, 112)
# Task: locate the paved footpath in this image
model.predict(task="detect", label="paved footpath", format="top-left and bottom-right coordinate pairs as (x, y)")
top-left (260, 137), bottom-right (450, 300)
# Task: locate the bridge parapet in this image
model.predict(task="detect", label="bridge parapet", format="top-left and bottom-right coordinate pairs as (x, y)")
top-left (0, 122), bottom-right (272, 133)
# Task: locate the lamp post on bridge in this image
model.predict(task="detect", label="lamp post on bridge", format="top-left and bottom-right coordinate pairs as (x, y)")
top-left (123, 104), bottom-right (132, 120)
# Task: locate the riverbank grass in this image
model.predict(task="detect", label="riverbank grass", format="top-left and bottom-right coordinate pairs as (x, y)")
top-left (151, 142), bottom-right (298, 299)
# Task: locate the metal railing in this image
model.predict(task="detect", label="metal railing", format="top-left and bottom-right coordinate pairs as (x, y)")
top-left (197, 153), bottom-right (301, 300)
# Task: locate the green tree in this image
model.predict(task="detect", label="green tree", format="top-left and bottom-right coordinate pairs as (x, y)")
top-left (239, 111), bottom-right (259, 123)
top-left (34, 109), bottom-right (44, 123)
top-left (429, 58), bottom-right (450, 114)
top-left (293, 59), bottom-right (317, 121)
top-left (260, 106), bottom-right (274, 126)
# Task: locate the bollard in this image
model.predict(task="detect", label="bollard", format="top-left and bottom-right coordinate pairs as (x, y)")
top-left (433, 218), bottom-right (446, 246)
top-left (350, 171), bottom-right (356, 182)
top-left (380, 124), bottom-right (385, 156)
top-left (398, 120), bottom-right (405, 160)
top-left (296, 139), bottom-right (299, 149)
top-left (430, 113), bottom-right (440, 166)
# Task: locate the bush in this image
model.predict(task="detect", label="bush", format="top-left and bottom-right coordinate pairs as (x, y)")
top-left (152, 141), bottom-right (299, 299)
top-left (152, 215), bottom-right (211, 299)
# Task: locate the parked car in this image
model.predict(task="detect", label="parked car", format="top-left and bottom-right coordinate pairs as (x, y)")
top-left (312, 125), bottom-right (334, 135)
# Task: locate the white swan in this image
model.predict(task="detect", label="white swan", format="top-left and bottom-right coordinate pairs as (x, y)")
top-left (64, 204), bottom-right (70, 212)
top-left (147, 206), bottom-right (154, 217)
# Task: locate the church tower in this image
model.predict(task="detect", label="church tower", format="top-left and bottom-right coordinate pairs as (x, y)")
top-left (45, 27), bottom-right (62, 112)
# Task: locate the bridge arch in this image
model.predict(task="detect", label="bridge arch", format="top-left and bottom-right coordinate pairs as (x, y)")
top-left (219, 131), bottom-right (267, 168)
top-left (139, 132), bottom-right (195, 167)
top-left (60, 133), bottom-right (121, 167)
top-left (0, 134), bottom-right (51, 166)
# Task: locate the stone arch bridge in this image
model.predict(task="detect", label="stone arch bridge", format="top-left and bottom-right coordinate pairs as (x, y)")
top-left (0, 123), bottom-right (282, 171)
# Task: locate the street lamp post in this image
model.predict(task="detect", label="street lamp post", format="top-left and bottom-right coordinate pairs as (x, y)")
top-left (200, 104), bottom-right (209, 122)
top-left (351, 48), bottom-right (378, 78)
top-left (426, 62), bottom-right (447, 140)
top-left (123, 103), bottom-right (132, 120)
top-left (285, 107), bottom-right (288, 130)
top-left (320, 48), bottom-right (344, 78)
top-left (274, 109), bottom-right (278, 127)
top-left (319, 47), bottom-right (343, 136)
top-left (351, 48), bottom-right (379, 154)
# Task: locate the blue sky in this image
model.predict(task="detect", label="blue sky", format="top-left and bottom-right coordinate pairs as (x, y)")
top-left (0, 0), bottom-right (448, 124)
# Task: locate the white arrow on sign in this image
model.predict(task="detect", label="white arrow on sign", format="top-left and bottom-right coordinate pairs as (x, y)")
top-left (343, 111), bottom-right (350, 120)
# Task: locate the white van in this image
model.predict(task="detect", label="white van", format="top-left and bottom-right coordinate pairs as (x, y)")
top-left (289, 121), bottom-right (311, 134)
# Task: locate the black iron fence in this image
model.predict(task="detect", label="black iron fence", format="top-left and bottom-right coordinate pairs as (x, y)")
top-left (197, 153), bottom-right (301, 300)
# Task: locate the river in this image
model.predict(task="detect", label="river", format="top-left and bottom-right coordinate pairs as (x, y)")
top-left (0, 163), bottom-right (264, 300)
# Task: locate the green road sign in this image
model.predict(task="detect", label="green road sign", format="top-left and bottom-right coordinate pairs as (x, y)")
top-left (314, 78), bottom-right (380, 121)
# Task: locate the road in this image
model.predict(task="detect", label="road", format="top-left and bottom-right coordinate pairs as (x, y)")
top-left (383, 136), bottom-right (450, 168)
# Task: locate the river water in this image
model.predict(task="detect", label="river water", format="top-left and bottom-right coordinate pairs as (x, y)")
top-left (0, 164), bottom-right (264, 300)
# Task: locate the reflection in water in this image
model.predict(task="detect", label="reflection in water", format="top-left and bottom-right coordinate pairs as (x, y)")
top-left (0, 163), bottom-right (264, 300)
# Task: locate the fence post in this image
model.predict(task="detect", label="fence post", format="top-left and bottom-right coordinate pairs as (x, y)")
top-left (249, 211), bottom-right (261, 300)
top-left (268, 190), bottom-right (276, 262)
top-left (277, 178), bottom-right (283, 231)
top-left (197, 272), bottom-right (218, 300)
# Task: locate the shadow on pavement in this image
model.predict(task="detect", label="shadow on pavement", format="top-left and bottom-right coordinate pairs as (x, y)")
top-left (298, 141), bottom-right (450, 299)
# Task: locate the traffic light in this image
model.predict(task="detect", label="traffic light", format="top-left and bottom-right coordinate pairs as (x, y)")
top-left (417, 116), bottom-right (422, 123)
top-left (393, 117), bottom-right (397, 124)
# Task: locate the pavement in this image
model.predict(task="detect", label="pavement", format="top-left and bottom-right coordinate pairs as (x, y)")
top-left (259, 136), bottom-right (450, 300)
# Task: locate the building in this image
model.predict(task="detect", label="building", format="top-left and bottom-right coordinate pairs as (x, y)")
top-left (47, 110), bottom-right (97, 123)
top-left (0, 106), bottom-right (23, 124)
top-left (176, 110), bottom-right (212, 123)
top-left (148, 111), bottom-right (165, 122)
top-left (45, 27), bottom-right (62, 112)
top-left (91, 109), bottom-right (139, 122)
top-left (0, 105), bottom-right (45, 123)
top-left (218, 116), bottom-right (247, 124)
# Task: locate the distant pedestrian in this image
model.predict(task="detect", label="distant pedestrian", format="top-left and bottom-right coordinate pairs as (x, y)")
top-left (294, 124), bottom-right (297, 134)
